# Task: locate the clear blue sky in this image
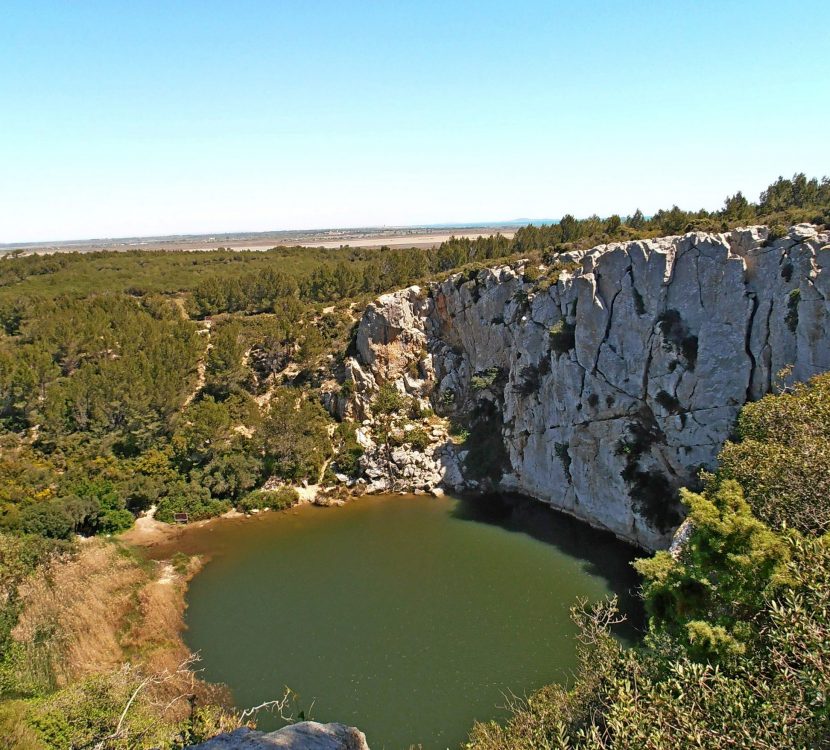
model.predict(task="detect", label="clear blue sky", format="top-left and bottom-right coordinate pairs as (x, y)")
top-left (2, 1), bottom-right (829, 242)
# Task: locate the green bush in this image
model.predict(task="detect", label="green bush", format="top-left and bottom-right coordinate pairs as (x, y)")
top-left (717, 372), bottom-right (830, 535)
top-left (155, 483), bottom-right (230, 523)
top-left (405, 427), bottom-right (431, 452)
top-left (333, 421), bottom-right (364, 477)
top-left (372, 382), bottom-right (404, 415)
top-left (237, 486), bottom-right (299, 513)
top-left (19, 503), bottom-right (74, 540)
top-left (636, 480), bottom-right (789, 662)
top-left (470, 368), bottom-right (501, 391)
top-left (522, 265), bottom-right (542, 283)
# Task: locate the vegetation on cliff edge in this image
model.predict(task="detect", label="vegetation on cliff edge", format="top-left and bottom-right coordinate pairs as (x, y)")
top-left (467, 374), bottom-right (830, 749)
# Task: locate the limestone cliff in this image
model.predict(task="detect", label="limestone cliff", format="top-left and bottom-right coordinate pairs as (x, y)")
top-left (339, 224), bottom-right (830, 550)
top-left (188, 721), bottom-right (370, 749)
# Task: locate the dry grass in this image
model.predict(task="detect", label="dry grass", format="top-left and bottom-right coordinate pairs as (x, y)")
top-left (12, 540), bottom-right (147, 689)
top-left (9, 540), bottom-right (226, 710)
top-left (3, 538), bottom-right (239, 748)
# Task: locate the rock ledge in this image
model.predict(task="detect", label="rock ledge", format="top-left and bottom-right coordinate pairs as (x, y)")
top-left (187, 722), bottom-right (370, 750)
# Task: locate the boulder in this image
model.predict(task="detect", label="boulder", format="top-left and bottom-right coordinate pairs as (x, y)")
top-left (188, 722), bottom-right (370, 750)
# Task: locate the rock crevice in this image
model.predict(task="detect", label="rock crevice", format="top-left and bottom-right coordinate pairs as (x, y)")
top-left (343, 224), bottom-right (830, 550)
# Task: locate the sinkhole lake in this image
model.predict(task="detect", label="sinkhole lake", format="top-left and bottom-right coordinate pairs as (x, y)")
top-left (177, 494), bottom-right (642, 749)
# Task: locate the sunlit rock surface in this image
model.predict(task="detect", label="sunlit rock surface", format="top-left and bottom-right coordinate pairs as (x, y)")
top-left (345, 224), bottom-right (830, 550)
top-left (188, 722), bottom-right (370, 750)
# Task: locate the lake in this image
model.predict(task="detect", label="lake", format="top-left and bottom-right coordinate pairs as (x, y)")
top-left (178, 494), bottom-right (642, 749)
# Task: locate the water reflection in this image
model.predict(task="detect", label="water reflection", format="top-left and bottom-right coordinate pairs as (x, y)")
top-left (451, 493), bottom-right (645, 635)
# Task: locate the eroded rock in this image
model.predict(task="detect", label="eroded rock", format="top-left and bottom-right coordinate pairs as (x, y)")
top-left (187, 722), bottom-right (370, 750)
top-left (344, 225), bottom-right (830, 550)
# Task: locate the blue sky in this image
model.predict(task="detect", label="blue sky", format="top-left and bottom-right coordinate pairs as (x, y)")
top-left (1, 1), bottom-right (829, 242)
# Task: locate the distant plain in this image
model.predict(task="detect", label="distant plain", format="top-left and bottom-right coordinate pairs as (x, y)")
top-left (0, 225), bottom-right (517, 256)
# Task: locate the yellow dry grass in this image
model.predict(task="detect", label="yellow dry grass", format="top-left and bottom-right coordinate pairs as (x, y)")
top-left (12, 540), bottom-right (148, 688)
top-left (6, 537), bottom-right (234, 743)
top-left (10, 540), bottom-right (213, 697)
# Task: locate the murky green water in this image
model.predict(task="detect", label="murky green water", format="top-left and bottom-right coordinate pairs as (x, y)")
top-left (179, 494), bottom-right (641, 749)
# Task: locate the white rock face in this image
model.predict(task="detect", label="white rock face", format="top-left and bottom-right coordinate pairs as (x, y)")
top-left (347, 225), bottom-right (830, 550)
top-left (188, 722), bottom-right (370, 749)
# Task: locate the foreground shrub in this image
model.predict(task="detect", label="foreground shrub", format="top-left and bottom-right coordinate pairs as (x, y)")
top-left (717, 372), bottom-right (830, 535)
top-left (405, 427), bottom-right (431, 452)
top-left (468, 535), bottom-right (830, 749)
top-left (636, 480), bottom-right (789, 662)
top-left (11, 665), bottom-right (242, 750)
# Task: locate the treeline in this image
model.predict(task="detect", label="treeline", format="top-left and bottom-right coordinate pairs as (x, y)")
top-left (512, 171), bottom-right (830, 255)
top-left (0, 291), bottom-right (351, 536)
top-left (192, 173), bottom-right (830, 317)
top-left (0, 382), bottom-right (338, 539)
top-left (0, 295), bottom-right (203, 445)
top-left (189, 239), bottom-right (515, 316)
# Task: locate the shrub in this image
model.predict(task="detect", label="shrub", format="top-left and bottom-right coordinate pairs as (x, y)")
top-left (406, 428), bottom-right (431, 452)
top-left (95, 508), bottom-right (134, 535)
top-left (717, 372), bottom-right (830, 535)
top-left (549, 320), bottom-right (575, 354)
top-left (237, 486), bottom-right (299, 513)
top-left (333, 421), bottom-right (364, 477)
top-left (545, 260), bottom-right (581, 285)
top-left (636, 480), bottom-right (789, 661)
top-left (373, 382), bottom-right (404, 415)
top-left (19, 503), bottom-right (74, 540)
top-left (522, 265), bottom-right (542, 283)
top-left (155, 483), bottom-right (230, 523)
top-left (470, 368), bottom-right (501, 391)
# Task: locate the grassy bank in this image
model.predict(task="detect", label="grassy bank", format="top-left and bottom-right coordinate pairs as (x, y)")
top-left (0, 537), bottom-right (243, 749)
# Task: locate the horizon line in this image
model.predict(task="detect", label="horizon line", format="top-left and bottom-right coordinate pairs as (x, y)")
top-left (0, 219), bottom-right (562, 249)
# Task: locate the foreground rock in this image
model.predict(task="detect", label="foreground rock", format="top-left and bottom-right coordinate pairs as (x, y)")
top-left (339, 224), bottom-right (830, 550)
top-left (188, 721), bottom-right (370, 750)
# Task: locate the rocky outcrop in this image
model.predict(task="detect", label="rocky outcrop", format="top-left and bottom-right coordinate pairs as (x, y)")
top-left (188, 722), bottom-right (370, 750)
top-left (344, 224), bottom-right (830, 550)
top-left (358, 422), bottom-right (460, 495)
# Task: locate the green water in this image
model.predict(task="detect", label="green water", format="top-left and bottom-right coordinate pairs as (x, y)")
top-left (180, 494), bottom-right (641, 749)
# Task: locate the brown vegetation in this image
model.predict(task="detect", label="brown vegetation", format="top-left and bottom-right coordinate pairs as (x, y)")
top-left (2, 539), bottom-right (235, 747)
top-left (12, 541), bottom-right (147, 690)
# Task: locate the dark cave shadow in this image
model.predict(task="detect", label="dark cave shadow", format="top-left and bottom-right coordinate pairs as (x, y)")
top-left (451, 492), bottom-right (647, 637)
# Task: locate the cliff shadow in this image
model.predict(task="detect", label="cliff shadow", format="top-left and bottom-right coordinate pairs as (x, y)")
top-left (451, 492), bottom-right (646, 636)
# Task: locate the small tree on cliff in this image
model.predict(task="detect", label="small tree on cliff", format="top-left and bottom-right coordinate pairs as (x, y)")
top-left (372, 383), bottom-right (404, 484)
